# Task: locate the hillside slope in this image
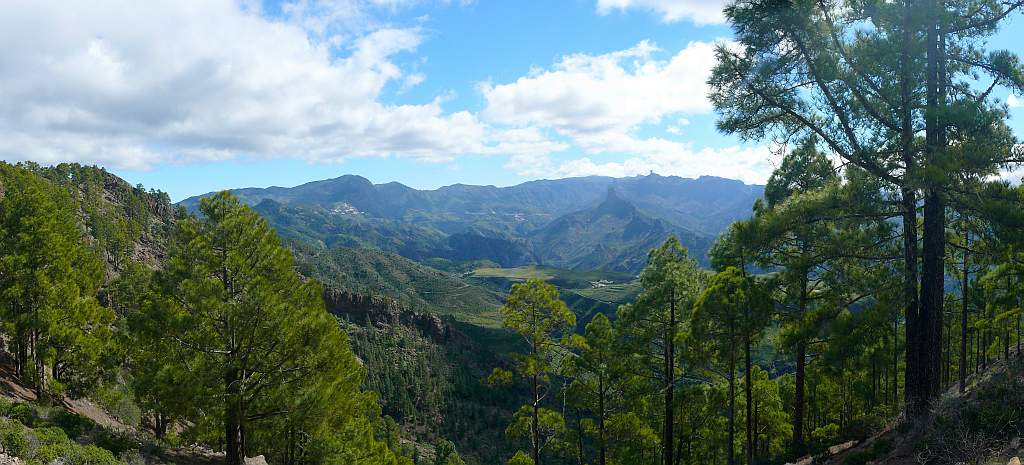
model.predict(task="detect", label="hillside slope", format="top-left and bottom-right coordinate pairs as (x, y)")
top-left (255, 199), bottom-right (533, 267)
top-left (29, 163), bottom-right (179, 273)
top-left (814, 355), bottom-right (1024, 465)
top-left (324, 289), bottom-right (523, 465)
top-left (529, 188), bottom-right (712, 272)
top-left (291, 242), bottom-right (505, 325)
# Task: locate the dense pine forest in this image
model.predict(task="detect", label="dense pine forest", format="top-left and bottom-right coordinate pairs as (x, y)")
top-left (3, 1), bottom-right (1024, 465)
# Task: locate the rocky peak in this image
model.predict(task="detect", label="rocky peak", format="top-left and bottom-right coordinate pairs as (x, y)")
top-left (594, 187), bottom-right (636, 218)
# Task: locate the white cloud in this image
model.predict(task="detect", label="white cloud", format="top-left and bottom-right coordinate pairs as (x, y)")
top-left (595, 0), bottom-right (729, 25)
top-left (399, 72), bottom-right (427, 92)
top-left (0, 1), bottom-right (770, 185)
top-left (481, 40), bottom-right (720, 136)
top-left (1009, 94), bottom-right (1022, 109)
top-left (665, 118), bottom-right (690, 135)
top-left (493, 128), bottom-right (570, 176)
top-left (552, 135), bottom-right (774, 185)
top-left (0, 0), bottom-right (510, 170)
top-left (481, 39), bottom-right (774, 184)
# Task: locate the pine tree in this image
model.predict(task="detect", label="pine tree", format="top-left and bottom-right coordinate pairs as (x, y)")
top-left (0, 163), bottom-right (111, 399)
top-left (739, 137), bottom-right (837, 455)
top-left (616, 236), bottom-right (705, 465)
top-left (433, 440), bottom-right (466, 465)
top-left (709, 0), bottom-right (1022, 411)
top-left (494, 279), bottom-right (575, 465)
top-left (144, 192), bottom-right (405, 465)
top-left (565, 313), bottom-right (624, 465)
top-left (691, 267), bottom-right (772, 465)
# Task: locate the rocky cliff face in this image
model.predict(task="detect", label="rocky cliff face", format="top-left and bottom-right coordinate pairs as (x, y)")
top-left (323, 288), bottom-right (470, 346)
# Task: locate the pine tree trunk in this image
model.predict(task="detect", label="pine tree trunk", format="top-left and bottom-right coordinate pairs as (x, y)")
top-left (225, 367), bottom-right (245, 465)
top-left (155, 413), bottom-right (169, 439)
top-left (745, 334), bottom-right (753, 465)
top-left (892, 316), bottom-right (899, 408)
top-left (976, 329), bottom-right (982, 374)
top-left (792, 272), bottom-right (809, 456)
top-left (728, 320), bottom-right (736, 465)
top-left (943, 320), bottom-right (951, 388)
top-left (663, 287), bottom-right (675, 465)
top-left (793, 340), bottom-right (807, 456)
top-left (983, 331), bottom-right (989, 370)
top-left (533, 374), bottom-right (540, 465)
top-left (599, 376), bottom-right (606, 465)
top-left (1005, 324), bottom-right (1010, 361)
top-left (920, 189), bottom-right (945, 405)
top-left (32, 328), bottom-right (45, 399)
top-left (901, 185), bottom-right (921, 412)
top-left (15, 330), bottom-right (27, 380)
top-left (960, 227), bottom-right (969, 394)
top-left (917, 0), bottom-right (947, 409)
top-left (898, 0), bottom-right (921, 414)
top-left (576, 412), bottom-right (584, 465)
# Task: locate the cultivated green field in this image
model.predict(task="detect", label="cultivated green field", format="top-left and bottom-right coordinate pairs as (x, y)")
top-left (469, 265), bottom-right (635, 289)
top-left (572, 282), bottom-right (641, 304)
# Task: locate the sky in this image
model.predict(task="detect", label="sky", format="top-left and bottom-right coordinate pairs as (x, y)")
top-left (0, 1), bottom-right (1021, 201)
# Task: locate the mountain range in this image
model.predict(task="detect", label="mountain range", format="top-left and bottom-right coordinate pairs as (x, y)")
top-left (181, 173), bottom-right (764, 273)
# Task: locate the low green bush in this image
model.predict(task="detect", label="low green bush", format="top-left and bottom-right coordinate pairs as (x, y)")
top-left (918, 361), bottom-right (1024, 464)
top-left (65, 445), bottom-right (120, 465)
top-left (119, 449), bottom-right (145, 465)
top-left (845, 414), bottom-right (886, 441)
top-left (36, 443), bottom-right (120, 465)
top-left (53, 411), bottom-right (91, 439)
top-left (0, 419), bottom-right (29, 456)
top-left (34, 443), bottom-right (73, 464)
top-left (811, 423), bottom-right (840, 453)
top-left (8, 403), bottom-right (37, 427)
top-left (91, 427), bottom-right (136, 456)
top-left (32, 426), bottom-right (69, 445)
top-left (0, 407), bottom-right (123, 465)
top-left (92, 383), bottom-right (142, 428)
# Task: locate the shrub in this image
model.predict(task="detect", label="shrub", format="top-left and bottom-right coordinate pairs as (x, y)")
top-left (0, 398), bottom-right (13, 417)
top-left (53, 411), bottom-right (92, 440)
top-left (8, 403), bottom-right (37, 427)
top-left (91, 428), bottom-right (135, 456)
top-left (845, 414), bottom-right (885, 441)
top-left (811, 423), bottom-right (840, 453)
top-left (66, 445), bottom-right (120, 465)
top-left (34, 443), bottom-right (73, 464)
top-left (917, 362), bottom-right (1024, 464)
top-left (92, 384), bottom-right (142, 428)
top-left (31, 426), bottom-right (69, 445)
top-left (119, 449), bottom-right (145, 465)
top-left (26, 431), bottom-right (120, 465)
top-left (0, 419), bottom-right (29, 456)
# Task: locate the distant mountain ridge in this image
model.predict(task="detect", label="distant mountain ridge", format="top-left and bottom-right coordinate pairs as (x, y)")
top-left (181, 173), bottom-right (764, 273)
top-left (530, 187), bottom-right (713, 272)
